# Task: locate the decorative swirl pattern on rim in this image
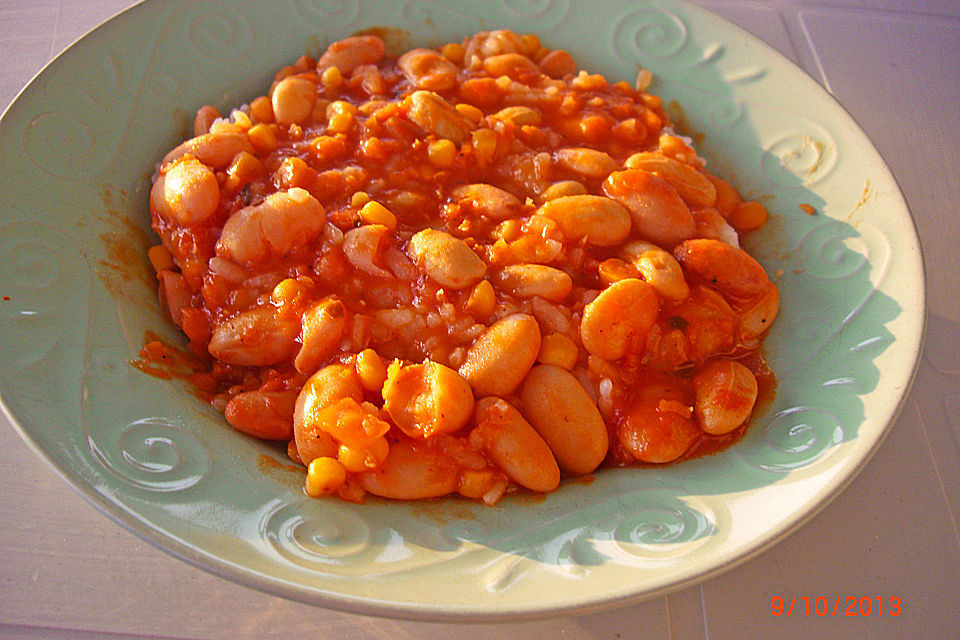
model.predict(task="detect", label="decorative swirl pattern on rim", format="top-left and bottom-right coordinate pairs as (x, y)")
top-left (607, 491), bottom-right (720, 562)
top-left (724, 63), bottom-right (767, 85)
top-left (612, 7), bottom-right (688, 63)
top-left (761, 132), bottom-right (837, 187)
top-left (400, 0), bottom-right (482, 39)
top-left (445, 486), bottom-right (720, 579)
top-left (478, 554), bottom-right (541, 593)
top-left (187, 3), bottom-right (254, 62)
top-left (795, 222), bottom-right (871, 281)
top-left (613, 496), bottom-right (713, 547)
top-left (147, 73), bottom-right (182, 105)
top-left (708, 98), bottom-right (744, 128)
top-left (292, 0), bottom-right (362, 30)
top-left (0, 220), bottom-right (73, 367)
top-left (451, 489), bottom-right (722, 592)
top-left (89, 417), bottom-right (211, 492)
top-left (475, 524), bottom-right (596, 593)
top-left (735, 406), bottom-right (844, 472)
top-left (674, 44), bottom-right (749, 128)
top-left (0, 221), bottom-right (66, 293)
top-left (23, 111), bottom-right (95, 179)
top-left (261, 500), bottom-right (373, 571)
top-left (498, 0), bottom-right (571, 31)
top-left (784, 313), bottom-right (835, 362)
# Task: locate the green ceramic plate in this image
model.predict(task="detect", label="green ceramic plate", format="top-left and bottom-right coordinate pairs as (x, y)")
top-left (0, 0), bottom-right (924, 621)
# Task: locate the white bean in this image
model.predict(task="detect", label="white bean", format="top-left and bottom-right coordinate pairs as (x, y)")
top-left (407, 228), bottom-right (487, 289)
top-left (518, 364), bottom-right (609, 474)
top-left (216, 188), bottom-right (326, 266)
top-left (458, 314), bottom-right (541, 396)
top-left (536, 195), bottom-right (631, 247)
top-left (472, 398), bottom-right (560, 492)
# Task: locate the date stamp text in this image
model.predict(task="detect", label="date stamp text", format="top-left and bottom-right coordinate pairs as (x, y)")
top-left (771, 595), bottom-right (901, 617)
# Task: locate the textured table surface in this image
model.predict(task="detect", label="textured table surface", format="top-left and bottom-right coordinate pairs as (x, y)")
top-left (1, 1), bottom-right (958, 638)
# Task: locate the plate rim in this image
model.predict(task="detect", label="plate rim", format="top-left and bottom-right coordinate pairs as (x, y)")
top-left (0, 0), bottom-right (927, 621)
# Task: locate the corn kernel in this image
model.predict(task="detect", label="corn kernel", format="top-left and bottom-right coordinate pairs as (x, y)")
top-left (273, 65), bottom-right (297, 83)
top-left (709, 175), bottom-right (741, 215)
top-left (270, 277), bottom-right (305, 307)
top-left (304, 456), bottom-right (347, 497)
top-left (361, 136), bottom-right (388, 162)
top-left (147, 245), bottom-right (174, 274)
top-left (210, 119), bottom-right (240, 135)
top-left (355, 348), bottom-right (387, 392)
top-left (338, 437), bottom-right (389, 473)
top-left (642, 109), bottom-right (662, 135)
top-left (229, 109), bottom-right (252, 129)
top-left (249, 96), bottom-right (274, 123)
top-left (541, 180), bottom-right (587, 202)
top-left (481, 479), bottom-right (508, 506)
top-left (660, 133), bottom-right (698, 164)
top-left (358, 99), bottom-right (386, 115)
top-left (326, 111), bottom-right (354, 133)
top-left (321, 65), bottom-right (343, 88)
top-left (388, 190), bottom-right (424, 211)
top-left (247, 123), bottom-right (278, 153)
top-left (519, 34), bottom-right (542, 56)
top-left (224, 151), bottom-right (263, 192)
top-left (274, 156), bottom-right (315, 190)
top-left (358, 200), bottom-right (397, 229)
top-left (579, 114), bottom-right (610, 142)
top-left (293, 54), bottom-right (316, 72)
top-left (337, 444), bottom-right (367, 473)
top-left (537, 332), bottom-right (579, 370)
top-left (636, 67), bottom-right (653, 91)
top-left (328, 100), bottom-right (357, 116)
top-left (471, 129), bottom-right (498, 165)
top-left (441, 42), bottom-right (465, 64)
top-left (307, 135), bottom-right (347, 161)
top-left (428, 138), bottom-right (458, 167)
top-left (465, 279), bottom-right (496, 318)
top-left (350, 191), bottom-right (371, 208)
top-left (491, 218), bottom-right (522, 242)
top-left (571, 71), bottom-right (606, 91)
top-left (458, 469), bottom-right (495, 499)
top-left (597, 258), bottom-right (638, 286)
top-left (326, 100), bottom-right (356, 133)
top-left (493, 105), bottom-right (541, 126)
top-left (612, 118), bottom-right (645, 145)
top-left (454, 102), bottom-right (484, 124)
top-left (730, 201), bottom-right (769, 231)
top-left (559, 93), bottom-right (579, 115)
top-left (519, 124), bottom-right (546, 146)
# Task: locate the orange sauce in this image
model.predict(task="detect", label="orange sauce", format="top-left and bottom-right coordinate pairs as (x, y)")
top-left (131, 331), bottom-right (218, 400)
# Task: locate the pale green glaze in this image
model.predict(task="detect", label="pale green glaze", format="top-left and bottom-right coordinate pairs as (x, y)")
top-left (0, 0), bottom-right (924, 621)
